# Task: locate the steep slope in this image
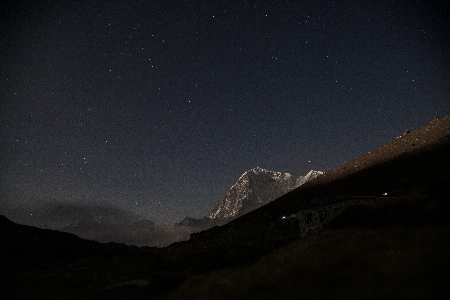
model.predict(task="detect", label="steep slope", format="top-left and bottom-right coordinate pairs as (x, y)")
top-left (233, 115), bottom-right (450, 226)
top-left (311, 115), bottom-right (450, 190)
top-left (163, 114), bottom-right (450, 298)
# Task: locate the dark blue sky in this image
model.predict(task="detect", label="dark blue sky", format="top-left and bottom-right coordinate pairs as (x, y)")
top-left (1, 0), bottom-right (449, 224)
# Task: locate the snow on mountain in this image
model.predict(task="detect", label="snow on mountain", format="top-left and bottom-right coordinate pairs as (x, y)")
top-left (295, 170), bottom-right (324, 188)
top-left (208, 167), bottom-right (323, 221)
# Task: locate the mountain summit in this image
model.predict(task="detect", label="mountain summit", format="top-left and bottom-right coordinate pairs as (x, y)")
top-left (209, 167), bottom-right (323, 221)
top-left (178, 168), bottom-right (322, 230)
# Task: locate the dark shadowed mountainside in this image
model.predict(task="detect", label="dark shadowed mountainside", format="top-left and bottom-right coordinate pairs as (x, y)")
top-left (230, 115), bottom-right (450, 227)
top-left (0, 215), bottom-right (134, 268)
top-left (1, 115), bottom-right (450, 300)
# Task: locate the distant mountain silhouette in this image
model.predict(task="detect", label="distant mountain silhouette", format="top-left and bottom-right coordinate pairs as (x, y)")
top-left (30, 203), bottom-right (192, 247)
top-left (0, 215), bottom-right (134, 269)
top-left (60, 213), bottom-right (189, 247)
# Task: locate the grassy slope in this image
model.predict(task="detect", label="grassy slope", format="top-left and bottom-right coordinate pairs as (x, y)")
top-left (162, 190), bottom-right (450, 300)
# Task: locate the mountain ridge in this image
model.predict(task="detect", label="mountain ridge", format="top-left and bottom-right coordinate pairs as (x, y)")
top-left (178, 168), bottom-right (323, 230)
top-left (230, 115), bottom-right (450, 227)
top-left (2, 115), bottom-right (450, 299)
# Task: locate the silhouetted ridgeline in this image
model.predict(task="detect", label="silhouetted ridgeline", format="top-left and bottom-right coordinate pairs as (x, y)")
top-left (1, 115), bottom-right (450, 299)
top-left (231, 115), bottom-right (450, 227)
top-left (164, 194), bottom-right (450, 300)
top-left (0, 215), bottom-right (135, 268)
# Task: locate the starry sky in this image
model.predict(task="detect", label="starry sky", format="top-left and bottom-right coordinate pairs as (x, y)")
top-left (1, 0), bottom-right (449, 225)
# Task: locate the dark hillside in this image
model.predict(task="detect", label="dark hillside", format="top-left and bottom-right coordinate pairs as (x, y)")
top-left (162, 188), bottom-right (450, 300)
top-left (2, 116), bottom-right (450, 299)
top-left (0, 216), bottom-right (140, 299)
top-left (232, 115), bottom-right (450, 227)
top-left (157, 115), bottom-right (450, 277)
top-left (158, 116), bottom-right (450, 299)
top-left (0, 215), bottom-right (134, 268)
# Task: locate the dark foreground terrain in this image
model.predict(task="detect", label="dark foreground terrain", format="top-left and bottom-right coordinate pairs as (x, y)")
top-left (162, 186), bottom-right (450, 300)
top-left (2, 116), bottom-right (450, 299)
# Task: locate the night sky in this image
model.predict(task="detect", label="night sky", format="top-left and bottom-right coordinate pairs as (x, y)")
top-left (1, 0), bottom-right (449, 226)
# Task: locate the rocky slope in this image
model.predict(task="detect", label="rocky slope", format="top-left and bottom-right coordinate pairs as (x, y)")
top-left (209, 167), bottom-right (322, 220)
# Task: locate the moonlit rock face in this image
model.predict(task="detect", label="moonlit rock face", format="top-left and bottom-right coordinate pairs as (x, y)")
top-left (296, 170), bottom-right (324, 187)
top-left (208, 167), bottom-right (323, 220)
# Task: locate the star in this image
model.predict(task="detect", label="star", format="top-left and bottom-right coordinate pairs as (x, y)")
top-left (1, 0), bottom-right (448, 229)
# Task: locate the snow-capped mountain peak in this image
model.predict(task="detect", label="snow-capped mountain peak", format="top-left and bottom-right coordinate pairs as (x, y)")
top-left (208, 168), bottom-right (322, 221)
top-left (296, 170), bottom-right (324, 187)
